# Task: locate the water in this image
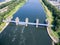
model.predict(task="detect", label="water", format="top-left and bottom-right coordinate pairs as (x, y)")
top-left (0, 0), bottom-right (52, 45)
top-left (0, 0), bottom-right (5, 2)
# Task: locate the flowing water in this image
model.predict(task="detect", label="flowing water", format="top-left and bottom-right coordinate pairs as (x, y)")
top-left (0, 0), bottom-right (52, 45)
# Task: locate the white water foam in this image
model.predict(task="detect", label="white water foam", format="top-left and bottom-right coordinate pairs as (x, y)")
top-left (19, 26), bottom-right (26, 45)
top-left (21, 26), bottom-right (25, 33)
top-left (12, 37), bottom-right (16, 42)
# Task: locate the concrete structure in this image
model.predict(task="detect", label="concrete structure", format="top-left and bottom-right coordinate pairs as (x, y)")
top-left (15, 17), bottom-right (20, 25)
top-left (5, 0), bottom-right (11, 2)
top-left (0, 0), bottom-right (11, 5)
top-left (47, 27), bottom-right (59, 43)
top-left (0, 6), bottom-right (8, 13)
top-left (3, 17), bottom-right (53, 27)
top-left (48, 0), bottom-right (60, 9)
top-left (25, 18), bottom-right (29, 26)
top-left (49, 0), bottom-right (60, 3)
top-left (0, 0), bottom-right (11, 2)
top-left (0, 0), bottom-right (11, 13)
top-left (36, 19), bottom-right (39, 28)
top-left (3, 17), bottom-right (59, 43)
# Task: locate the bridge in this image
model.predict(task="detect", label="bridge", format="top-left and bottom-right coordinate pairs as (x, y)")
top-left (3, 17), bottom-right (59, 43)
top-left (3, 17), bottom-right (53, 27)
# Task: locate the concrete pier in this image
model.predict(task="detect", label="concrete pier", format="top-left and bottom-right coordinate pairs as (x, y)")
top-left (15, 17), bottom-right (20, 25)
top-left (36, 19), bottom-right (39, 28)
top-left (3, 17), bottom-right (53, 27)
top-left (25, 18), bottom-right (28, 26)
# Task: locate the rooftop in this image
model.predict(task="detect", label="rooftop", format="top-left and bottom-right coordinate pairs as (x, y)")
top-left (49, 1), bottom-right (60, 6)
top-left (0, 0), bottom-right (11, 5)
top-left (48, 0), bottom-right (60, 9)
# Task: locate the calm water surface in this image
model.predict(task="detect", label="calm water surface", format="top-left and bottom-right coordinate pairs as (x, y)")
top-left (0, 0), bottom-right (5, 2)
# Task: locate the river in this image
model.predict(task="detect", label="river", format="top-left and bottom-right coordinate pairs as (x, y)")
top-left (0, 0), bottom-right (5, 2)
top-left (0, 0), bottom-right (52, 45)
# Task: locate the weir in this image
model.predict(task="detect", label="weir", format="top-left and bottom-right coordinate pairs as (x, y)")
top-left (3, 17), bottom-right (53, 27)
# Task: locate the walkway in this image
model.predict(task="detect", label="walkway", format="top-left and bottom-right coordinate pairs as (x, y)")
top-left (3, 17), bottom-right (53, 27)
top-left (47, 27), bottom-right (59, 43)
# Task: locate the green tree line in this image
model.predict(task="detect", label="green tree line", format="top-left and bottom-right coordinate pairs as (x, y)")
top-left (42, 0), bottom-right (60, 45)
top-left (0, 0), bottom-right (25, 24)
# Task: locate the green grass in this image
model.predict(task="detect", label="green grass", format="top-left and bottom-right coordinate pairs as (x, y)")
top-left (0, 23), bottom-right (6, 32)
top-left (40, 0), bottom-right (59, 39)
top-left (40, 0), bottom-right (53, 24)
top-left (51, 29), bottom-right (59, 39)
top-left (4, 2), bottom-right (25, 19)
top-left (0, 1), bottom-right (25, 32)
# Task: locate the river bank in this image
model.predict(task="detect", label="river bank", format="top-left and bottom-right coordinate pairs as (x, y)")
top-left (0, 0), bottom-right (11, 5)
top-left (0, 0), bottom-right (52, 45)
top-left (0, 1), bottom-right (25, 33)
top-left (40, 0), bottom-right (59, 43)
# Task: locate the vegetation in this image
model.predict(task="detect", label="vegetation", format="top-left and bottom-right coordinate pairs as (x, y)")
top-left (0, 0), bottom-right (26, 32)
top-left (0, 0), bottom-right (25, 24)
top-left (41, 0), bottom-right (60, 44)
top-left (42, 0), bottom-right (60, 31)
top-left (40, 0), bottom-right (59, 43)
top-left (0, 0), bottom-right (25, 9)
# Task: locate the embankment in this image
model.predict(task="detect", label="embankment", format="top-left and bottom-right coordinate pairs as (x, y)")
top-left (40, 0), bottom-right (59, 43)
top-left (0, 1), bottom-right (26, 33)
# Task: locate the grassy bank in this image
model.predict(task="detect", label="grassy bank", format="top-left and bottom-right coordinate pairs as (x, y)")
top-left (0, 1), bottom-right (25, 33)
top-left (40, 0), bottom-right (59, 42)
top-left (4, 2), bottom-right (25, 19)
top-left (40, 0), bottom-right (53, 24)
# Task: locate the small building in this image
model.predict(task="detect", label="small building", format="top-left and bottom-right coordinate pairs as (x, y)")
top-left (0, 6), bottom-right (8, 13)
top-left (48, 0), bottom-right (60, 10)
top-left (49, 0), bottom-right (60, 3)
top-left (5, 0), bottom-right (11, 2)
top-left (0, 0), bottom-right (11, 5)
top-left (0, 0), bottom-right (11, 2)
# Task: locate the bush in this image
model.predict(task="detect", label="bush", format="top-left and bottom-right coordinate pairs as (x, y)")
top-left (0, 0), bottom-right (25, 25)
top-left (42, 0), bottom-right (60, 31)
